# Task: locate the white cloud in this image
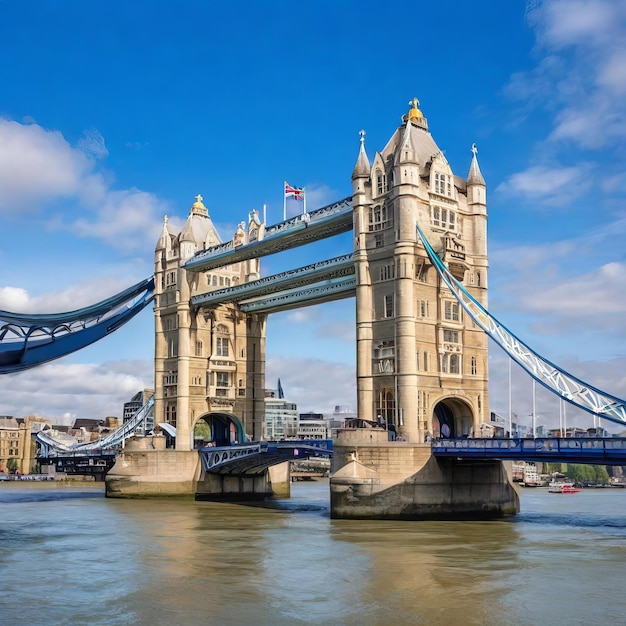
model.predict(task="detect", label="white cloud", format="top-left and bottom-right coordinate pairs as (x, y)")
top-left (517, 1), bottom-right (626, 149)
top-left (77, 128), bottom-right (109, 159)
top-left (70, 187), bottom-right (167, 252)
top-left (0, 117), bottom-right (168, 253)
top-left (0, 286), bottom-right (29, 311)
top-left (266, 356), bottom-right (356, 414)
top-left (0, 277), bottom-right (147, 313)
top-left (495, 164), bottom-right (592, 205)
top-left (0, 119), bottom-right (94, 214)
top-left (1, 360), bottom-right (152, 422)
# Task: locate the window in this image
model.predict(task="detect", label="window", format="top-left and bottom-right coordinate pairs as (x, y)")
top-left (379, 263), bottom-right (395, 281)
top-left (441, 354), bottom-right (461, 375)
top-left (423, 352), bottom-right (428, 371)
top-left (216, 337), bottom-right (229, 357)
top-left (216, 372), bottom-right (229, 387)
top-left (471, 356), bottom-right (477, 375)
top-left (444, 301), bottom-right (460, 322)
top-left (419, 300), bottom-right (429, 317)
top-left (432, 206), bottom-right (456, 230)
top-left (376, 170), bottom-right (387, 195)
top-left (374, 234), bottom-right (384, 248)
top-left (416, 263), bottom-right (428, 282)
top-left (164, 315), bottom-right (177, 331)
top-left (384, 294), bottom-right (394, 318)
top-left (166, 403), bottom-right (177, 424)
top-left (165, 271), bottom-right (177, 288)
top-left (368, 204), bottom-right (393, 231)
top-left (195, 340), bottom-right (203, 356)
top-left (168, 338), bottom-right (178, 357)
top-left (434, 172), bottom-right (452, 197)
top-left (443, 330), bottom-right (459, 343)
top-left (373, 341), bottom-right (395, 374)
top-left (163, 372), bottom-right (178, 385)
top-left (376, 388), bottom-right (395, 425)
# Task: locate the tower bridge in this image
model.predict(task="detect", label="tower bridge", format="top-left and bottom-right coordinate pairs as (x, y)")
top-left (4, 98), bottom-right (626, 518)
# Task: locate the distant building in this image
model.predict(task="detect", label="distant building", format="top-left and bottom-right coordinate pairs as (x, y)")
top-left (264, 383), bottom-right (298, 440)
top-left (297, 412), bottom-right (329, 440)
top-left (123, 388), bottom-right (155, 433)
top-left (0, 415), bottom-right (50, 474)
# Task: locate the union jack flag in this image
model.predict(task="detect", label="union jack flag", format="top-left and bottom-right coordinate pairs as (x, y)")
top-left (284, 181), bottom-right (304, 201)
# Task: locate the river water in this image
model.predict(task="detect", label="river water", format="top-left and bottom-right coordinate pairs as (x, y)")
top-left (1, 481), bottom-right (625, 626)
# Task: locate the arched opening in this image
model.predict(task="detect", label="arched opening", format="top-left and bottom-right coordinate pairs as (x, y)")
top-left (432, 398), bottom-right (474, 439)
top-left (193, 413), bottom-right (247, 449)
top-left (375, 388), bottom-right (395, 427)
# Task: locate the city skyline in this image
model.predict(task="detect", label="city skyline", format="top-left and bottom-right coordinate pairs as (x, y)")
top-left (2, 1), bottom-right (626, 432)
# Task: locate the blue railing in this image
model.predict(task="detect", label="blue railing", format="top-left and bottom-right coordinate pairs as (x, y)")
top-left (432, 437), bottom-right (626, 465)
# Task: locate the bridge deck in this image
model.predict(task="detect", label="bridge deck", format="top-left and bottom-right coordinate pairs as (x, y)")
top-left (432, 437), bottom-right (626, 465)
top-left (199, 440), bottom-right (333, 474)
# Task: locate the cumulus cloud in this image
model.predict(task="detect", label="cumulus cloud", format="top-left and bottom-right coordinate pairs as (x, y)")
top-left (1, 359), bottom-right (152, 422)
top-left (0, 117), bottom-right (168, 253)
top-left (0, 119), bottom-right (94, 213)
top-left (0, 276), bottom-right (147, 313)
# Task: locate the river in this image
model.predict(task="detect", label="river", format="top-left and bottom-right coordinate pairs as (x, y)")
top-left (1, 481), bottom-right (625, 625)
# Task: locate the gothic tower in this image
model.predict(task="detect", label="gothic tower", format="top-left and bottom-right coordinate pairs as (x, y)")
top-left (352, 99), bottom-right (489, 444)
top-left (153, 196), bottom-right (267, 451)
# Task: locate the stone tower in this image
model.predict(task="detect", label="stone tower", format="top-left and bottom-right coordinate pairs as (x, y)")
top-left (352, 99), bottom-right (489, 444)
top-left (153, 195), bottom-right (267, 450)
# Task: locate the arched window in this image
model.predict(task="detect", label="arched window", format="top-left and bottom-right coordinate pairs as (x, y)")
top-left (376, 388), bottom-right (396, 425)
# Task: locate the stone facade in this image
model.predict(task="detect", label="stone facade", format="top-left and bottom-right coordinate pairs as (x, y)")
top-left (352, 99), bottom-right (489, 444)
top-left (153, 196), bottom-right (267, 451)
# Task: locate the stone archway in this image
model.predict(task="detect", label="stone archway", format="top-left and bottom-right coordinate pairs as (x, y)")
top-left (193, 413), bottom-right (247, 449)
top-left (431, 398), bottom-right (474, 439)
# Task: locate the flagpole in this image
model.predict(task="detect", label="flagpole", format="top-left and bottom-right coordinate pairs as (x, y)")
top-left (263, 203), bottom-right (267, 224)
top-left (283, 182), bottom-right (286, 222)
top-left (303, 187), bottom-right (307, 214)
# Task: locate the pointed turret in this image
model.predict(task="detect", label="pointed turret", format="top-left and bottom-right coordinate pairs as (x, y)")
top-left (467, 143), bottom-right (485, 186)
top-left (352, 129), bottom-right (370, 180)
top-left (156, 215), bottom-right (172, 251)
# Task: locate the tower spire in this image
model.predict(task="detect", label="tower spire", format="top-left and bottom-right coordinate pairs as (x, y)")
top-left (467, 143), bottom-right (485, 186)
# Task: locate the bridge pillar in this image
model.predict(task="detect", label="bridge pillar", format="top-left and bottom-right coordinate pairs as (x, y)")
top-left (195, 462), bottom-right (291, 501)
top-left (330, 429), bottom-right (519, 519)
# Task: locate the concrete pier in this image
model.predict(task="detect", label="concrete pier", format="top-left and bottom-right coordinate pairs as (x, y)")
top-left (105, 439), bottom-right (290, 500)
top-left (330, 429), bottom-right (519, 520)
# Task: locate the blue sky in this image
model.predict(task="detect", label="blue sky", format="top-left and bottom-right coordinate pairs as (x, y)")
top-left (2, 0), bottom-right (626, 431)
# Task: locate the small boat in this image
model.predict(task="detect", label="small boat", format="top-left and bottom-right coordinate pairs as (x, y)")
top-left (548, 481), bottom-right (581, 494)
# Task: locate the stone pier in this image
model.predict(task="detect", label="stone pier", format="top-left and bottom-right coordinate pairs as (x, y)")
top-left (105, 438), bottom-right (291, 500)
top-left (330, 429), bottom-right (519, 520)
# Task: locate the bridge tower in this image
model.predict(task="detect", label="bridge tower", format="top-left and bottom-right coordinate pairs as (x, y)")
top-left (153, 196), bottom-right (267, 451)
top-left (352, 99), bottom-right (489, 444)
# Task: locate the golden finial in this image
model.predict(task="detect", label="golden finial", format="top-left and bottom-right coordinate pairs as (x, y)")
top-left (408, 97), bottom-right (423, 120)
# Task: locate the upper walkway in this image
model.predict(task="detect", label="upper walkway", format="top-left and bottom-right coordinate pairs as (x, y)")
top-left (183, 197), bottom-right (353, 273)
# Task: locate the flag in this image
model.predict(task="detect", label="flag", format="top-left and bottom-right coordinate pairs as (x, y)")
top-left (284, 182), bottom-right (304, 201)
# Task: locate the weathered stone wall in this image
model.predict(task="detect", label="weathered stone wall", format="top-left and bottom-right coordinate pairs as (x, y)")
top-left (330, 430), bottom-right (519, 519)
top-left (105, 448), bottom-right (201, 498)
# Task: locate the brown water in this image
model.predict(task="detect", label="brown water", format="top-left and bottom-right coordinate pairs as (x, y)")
top-left (1, 481), bottom-right (625, 625)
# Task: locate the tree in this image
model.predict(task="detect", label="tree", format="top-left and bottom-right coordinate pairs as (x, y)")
top-left (6, 458), bottom-right (18, 474)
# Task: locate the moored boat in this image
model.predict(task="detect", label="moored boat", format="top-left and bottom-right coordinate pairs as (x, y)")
top-left (548, 481), bottom-right (581, 493)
